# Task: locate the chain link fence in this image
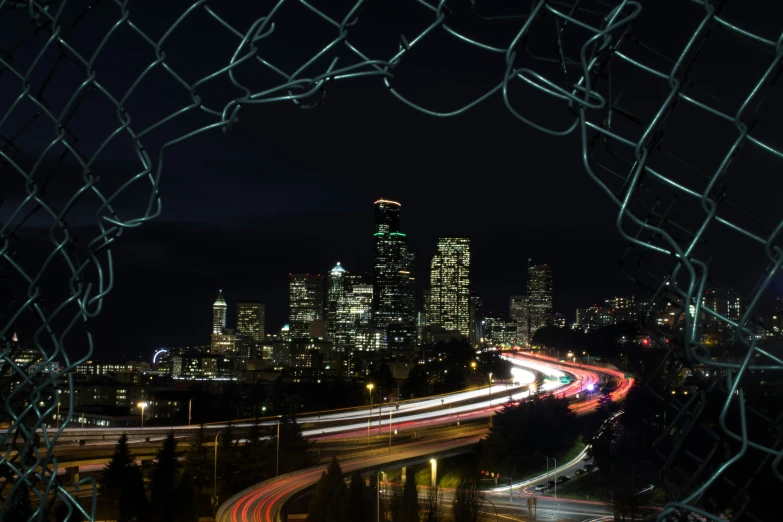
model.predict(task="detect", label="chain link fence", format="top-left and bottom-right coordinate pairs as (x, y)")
top-left (1, 0), bottom-right (781, 520)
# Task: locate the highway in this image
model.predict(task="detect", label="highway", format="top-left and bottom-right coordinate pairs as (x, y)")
top-left (217, 353), bottom-right (633, 521)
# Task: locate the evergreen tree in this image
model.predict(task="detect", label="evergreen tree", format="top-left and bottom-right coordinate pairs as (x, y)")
top-left (185, 424), bottom-right (210, 497)
top-left (103, 433), bottom-right (135, 494)
top-left (345, 471), bottom-right (366, 522)
top-left (103, 433), bottom-right (148, 522)
top-left (217, 422), bottom-right (237, 496)
top-left (173, 471), bottom-right (199, 522)
top-left (401, 467), bottom-right (419, 522)
top-left (239, 416), bottom-right (267, 488)
top-left (5, 480), bottom-right (32, 522)
top-left (307, 456), bottom-right (344, 522)
top-left (150, 431), bottom-right (181, 522)
top-left (278, 415), bottom-right (314, 474)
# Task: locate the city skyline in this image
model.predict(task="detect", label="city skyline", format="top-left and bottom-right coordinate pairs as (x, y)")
top-left (94, 190), bottom-right (641, 357)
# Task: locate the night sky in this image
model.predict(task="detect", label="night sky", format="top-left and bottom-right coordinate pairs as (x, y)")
top-left (2, 0), bottom-right (782, 361)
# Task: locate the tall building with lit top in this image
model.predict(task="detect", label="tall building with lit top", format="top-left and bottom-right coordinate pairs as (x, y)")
top-left (213, 290), bottom-right (227, 334)
top-left (527, 264), bottom-right (553, 339)
top-left (372, 199), bottom-right (416, 329)
top-left (289, 273), bottom-right (324, 339)
top-left (429, 237), bottom-right (471, 338)
top-left (326, 262), bottom-right (347, 342)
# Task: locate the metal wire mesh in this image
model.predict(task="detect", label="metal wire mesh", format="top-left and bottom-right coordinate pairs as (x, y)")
top-left (1, 0), bottom-right (781, 520)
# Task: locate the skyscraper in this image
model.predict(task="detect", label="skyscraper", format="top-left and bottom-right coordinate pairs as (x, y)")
top-left (429, 237), bottom-right (471, 338)
top-left (468, 291), bottom-right (483, 347)
top-left (372, 199), bottom-right (416, 329)
top-left (326, 262), bottom-right (347, 340)
top-left (289, 273), bottom-right (324, 339)
top-left (509, 295), bottom-right (528, 345)
top-left (212, 290), bottom-right (227, 334)
top-left (527, 264), bottom-right (553, 340)
top-left (237, 302), bottom-right (265, 343)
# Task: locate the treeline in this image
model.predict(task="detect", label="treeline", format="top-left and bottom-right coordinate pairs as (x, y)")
top-left (307, 457), bottom-right (492, 522)
top-left (83, 415), bottom-right (313, 521)
top-left (480, 394), bottom-right (578, 477)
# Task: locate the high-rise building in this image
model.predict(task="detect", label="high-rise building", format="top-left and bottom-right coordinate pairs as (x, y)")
top-left (429, 237), bottom-right (471, 338)
top-left (289, 273), bottom-right (324, 339)
top-left (509, 295), bottom-right (528, 345)
top-left (469, 291), bottom-right (483, 346)
top-left (527, 264), bottom-right (553, 339)
top-left (326, 262), bottom-right (348, 341)
top-left (212, 290), bottom-right (227, 334)
top-left (237, 302), bottom-right (265, 343)
top-left (372, 199), bottom-right (416, 329)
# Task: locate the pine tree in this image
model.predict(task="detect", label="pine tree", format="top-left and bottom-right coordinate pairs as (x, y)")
top-left (173, 471), bottom-right (199, 522)
top-left (239, 416), bottom-right (266, 487)
top-left (278, 415), bottom-right (314, 474)
top-left (103, 433), bottom-right (148, 522)
top-left (103, 433), bottom-right (135, 494)
top-left (5, 481), bottom-right (31, 522)
top-left (345, 470), bottom-right (366, 522)
top-left (217, 422), bottom-right (237, 496)
top-left (401, 467), bottom-right (419, 522)
top-left (307, 456), bottom-right (344, 522)
top-left (185, 424), bottom-right (210, 496)
top-left (149, 431), bottom-right (181, 522)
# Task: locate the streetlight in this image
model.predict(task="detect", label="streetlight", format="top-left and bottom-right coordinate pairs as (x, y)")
top-left (188, 398), bottom-right (192, 426)
top-left (376, 469), bottom-right (384, 522)
top-left (430, 459), bottom-right (437, 488)
top-left (214, 428), bottom-right (222, 498)
top-left (137, 402), bottom-right (148, 434)
top-left (276, 420), bottom-right (280, 476)
top-left (488, 372), bottom-right (493, 407)
top-left (576, 393), bottom-right (580, 415)
top-left (367, 384), bottom-right (374, 446)
top-left (56, 402), bottom-right (61, 429)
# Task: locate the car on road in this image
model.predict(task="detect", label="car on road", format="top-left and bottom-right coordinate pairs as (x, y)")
top-left (546, 481), bottom-right (555, 489)
top-left (574, 468), bottom-right (587, 476)
top-left (584, 464), bottom-right (596, 472)
top-left (534, 484), bottom-right (547, 492)
top-left (556, 476), bottom-right (570, 485)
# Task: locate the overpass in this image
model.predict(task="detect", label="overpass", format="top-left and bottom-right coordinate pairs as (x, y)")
top-left (217, 353), bottom-right (633, 521)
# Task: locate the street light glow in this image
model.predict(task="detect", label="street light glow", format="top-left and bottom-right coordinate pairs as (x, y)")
top-left (137, 402), bottom-right (148, 409)
top-left (366, 383), bottom-right (374, 391)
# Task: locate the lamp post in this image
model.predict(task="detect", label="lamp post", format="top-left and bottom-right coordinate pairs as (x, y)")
top-left (188, 398), bottom-right (192, 426)
top-left (376, 469), bottom-right (384, 522)
top-left (388, 409), bottom-right (393, 451)
top-left (56, 402), bottom-right (61, 429)
top-left (276, 420), bottom-right (280, 476)
top-left (366, 384), bottom-right (374, 445)
top-left (430, 459), bottom-right (437, 488)
top-left (137, 402), bottom-right (148, 438)
top-left (214, 429), bottom-right (221, 497)
top-left (576, 393), bottom-right (580, 415)
top-left (488, 372), bottom-right (493, 407)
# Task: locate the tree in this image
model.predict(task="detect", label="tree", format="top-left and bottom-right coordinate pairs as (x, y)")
top-left (150, 431), bottom-right (181, 522)
top-left (184, 424), bottom-right (210, 497)
top-left (103, 433), bottom-right (135, 494)
top-left (217, 422), bottom-right (239, 495)
top-left (277, 415), bottom-right (315, 474)
top-left (421, 484), bottom-right (444, 522)
top-left (239, 416), bottom-right (267, 487)
top-left (480, 395), bottom-right (577, 476)
top-left (342, 470), bottom-right (366, 522)
top-left (400, 467), bottom-right (419, 522)
top-left (307, 456), bottom-right (344, 522)
top-left (103, 433), bottom-right (148, 522)
top-left (173, 471), bottom-right (199, 522)
top-left (4, 481), bottom-right (31, 522)
top-left (453, 479), bottom-right (486, 522)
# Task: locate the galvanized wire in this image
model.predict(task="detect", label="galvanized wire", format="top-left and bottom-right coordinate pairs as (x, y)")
top-left (1, 0), bottom-right (781, 520)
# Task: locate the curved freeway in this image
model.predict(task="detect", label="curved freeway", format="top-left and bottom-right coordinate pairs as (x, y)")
top-left (218, 353), bottom-right (633, 522)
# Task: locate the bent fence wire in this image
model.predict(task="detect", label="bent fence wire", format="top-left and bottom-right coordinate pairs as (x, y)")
top-left (0, 0), bottom-right (781, 520)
